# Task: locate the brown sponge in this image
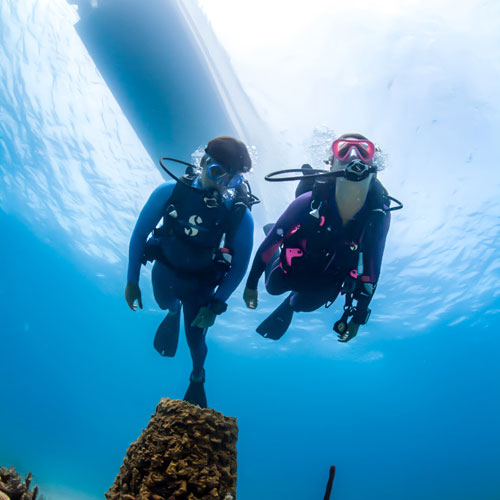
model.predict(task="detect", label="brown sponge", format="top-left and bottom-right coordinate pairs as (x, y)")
top-left (105, 398), bottom-right (238, 500)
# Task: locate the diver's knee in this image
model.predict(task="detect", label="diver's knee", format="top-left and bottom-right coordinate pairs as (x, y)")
top-left (265, 286), bottom-right (286, 296)
top-left (288, 293), bottom-right (320, 313)
top-left (265, 277), bottom-right (290, 296)
top-left (155, 294), bottom-right (180, 311)
top-left (154, 295), bottom-right (168, 310)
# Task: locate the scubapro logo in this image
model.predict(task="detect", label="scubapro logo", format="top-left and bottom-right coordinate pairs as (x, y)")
top-left (185, 215), bottom-right (203, 236)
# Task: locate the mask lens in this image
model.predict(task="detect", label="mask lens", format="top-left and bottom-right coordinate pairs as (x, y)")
top-left (207, 163), bottom-right (228, 179)
top-left (332, 139), bottom-right (375, 162)
top-left (334, 140), bottom-right (351, 160)
top-left (356, 142), bottom-right (372, 160)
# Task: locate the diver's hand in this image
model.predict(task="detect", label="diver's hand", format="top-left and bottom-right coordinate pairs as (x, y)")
top-left (125, 281), bottom-right (143, 311)
top-left (337, 320), bottom-right (360, 343)
top-left (244, 287), bottom-right (258, 309)
top-left (191, 306), bottom-right (217, 329)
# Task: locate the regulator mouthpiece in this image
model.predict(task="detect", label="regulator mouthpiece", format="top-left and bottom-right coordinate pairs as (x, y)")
top-left (343, 160), bottom-right (373, 182)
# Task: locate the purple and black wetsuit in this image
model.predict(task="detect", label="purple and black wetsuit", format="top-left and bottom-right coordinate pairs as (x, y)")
top-left (246, 189), bottom-right (390, 313)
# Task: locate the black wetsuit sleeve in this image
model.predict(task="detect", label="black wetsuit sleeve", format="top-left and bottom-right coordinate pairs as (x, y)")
top-left (127, 182), bottom-right (175, 283)
top-left (353, 209), bottom-right (391, 319)
top-left (361, 210), bottom-right (391, 284)
top-left (213, 209), bottom-right (254, 303)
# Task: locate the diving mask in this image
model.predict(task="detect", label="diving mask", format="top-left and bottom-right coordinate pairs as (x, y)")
top-left (206, 158), bottom-right (243, 188)
top-left (331, 138), bottom-right (375, 163)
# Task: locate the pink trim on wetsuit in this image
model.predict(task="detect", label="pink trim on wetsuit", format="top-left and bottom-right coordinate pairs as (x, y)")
top-left (285, 248), bottom-right (303, 267)
top-left (260, 223), bottom-right (303, 266)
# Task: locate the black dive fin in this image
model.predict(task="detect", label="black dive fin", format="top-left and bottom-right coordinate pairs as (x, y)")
top-left (153, 309), bottom-right (181, 357)
top-left (184, 381), bottom-right (207, 408)
top-left (263, 222), bottom-right (275, 236)
top-left (256, 298), bottom-right (294, 340)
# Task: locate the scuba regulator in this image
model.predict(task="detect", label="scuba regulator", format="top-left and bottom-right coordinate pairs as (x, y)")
top-left (342, 159), bottom-right (375, 182)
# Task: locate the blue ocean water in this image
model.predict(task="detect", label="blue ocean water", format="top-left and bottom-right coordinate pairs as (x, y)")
top-left (1, 1), bottom-right (500, 500)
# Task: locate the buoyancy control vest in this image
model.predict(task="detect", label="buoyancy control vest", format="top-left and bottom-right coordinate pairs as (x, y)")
top-left (278, 177), bottom-right (389, 283)
top-left (145, 173), bottom-right (250, 279)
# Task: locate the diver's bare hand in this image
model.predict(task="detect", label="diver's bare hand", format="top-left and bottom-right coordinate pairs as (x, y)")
top-left (243, 287), bottom-right (258, 309)
top-left (125, 281), bottom-right (143, 311)
top-left (337, 320), bottom-right (360, 343)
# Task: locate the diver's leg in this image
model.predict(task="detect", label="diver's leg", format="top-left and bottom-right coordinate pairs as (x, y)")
top-left (166, 275), bottom-right (213, 380)
top-left (151, 261), bottom-right (181, 311)
top-left (182, 297), bottom-right (210, 408)
top-left (264, 254), bottom-right (290, 296)
top-left (154, 272), bottom-right (210, 407)
top-left (289, 284), bottom-right (341, 312)
top-left (151, 261), bottom-right (181, 357)
top-left (257, 283), bottom-right (341, 340)
top-left (182, 299), bottom-right (209, 379)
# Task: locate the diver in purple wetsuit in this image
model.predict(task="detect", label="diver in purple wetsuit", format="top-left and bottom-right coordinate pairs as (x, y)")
top-left (125, 137), bottom-right (255, 407)
top-left (243, 133), bottom-right (397, 342)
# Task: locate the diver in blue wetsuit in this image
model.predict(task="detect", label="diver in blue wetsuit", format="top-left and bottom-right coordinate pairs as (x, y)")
top-left (125, 137), bottom-right (254, 408)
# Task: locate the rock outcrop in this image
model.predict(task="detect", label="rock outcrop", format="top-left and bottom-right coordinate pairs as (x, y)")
top-left (106, 398), bottom-right (238, 500)
top-left (0, 467), bottom-right (40, 500)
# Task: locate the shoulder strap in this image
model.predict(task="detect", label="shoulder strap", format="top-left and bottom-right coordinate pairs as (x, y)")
top-left (311, 178), bottom-right (333, 207)
top-left (167, 174), bottom-right (196, 207)
top-left (222, 199), bottom-right (249, 248)
top-left (307, 178), bottom-right (334, 221)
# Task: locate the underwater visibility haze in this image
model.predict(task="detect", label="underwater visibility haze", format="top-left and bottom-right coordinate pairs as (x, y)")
top-left (1, 0), bottom-right (500, 499)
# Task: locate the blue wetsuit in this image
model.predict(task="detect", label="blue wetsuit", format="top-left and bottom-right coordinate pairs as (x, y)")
top-left (128, 180), bottom-right (253, 376)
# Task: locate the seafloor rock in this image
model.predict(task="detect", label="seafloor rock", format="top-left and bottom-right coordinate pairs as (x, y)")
top-left (106, 398), bottom-right (238, 500)
top-left (0, 467), bottom-right (40, 500)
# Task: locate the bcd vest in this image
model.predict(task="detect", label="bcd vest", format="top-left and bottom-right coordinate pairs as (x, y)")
top-left (151, 175), bottom-right (247, 275)
top-left (279, 177), bottom-right (389, 283)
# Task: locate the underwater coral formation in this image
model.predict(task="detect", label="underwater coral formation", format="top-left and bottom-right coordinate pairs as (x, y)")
top-left (0, 467), bottom-right (40, 500)
top-left (105, 398), bottom-right (238, 500)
